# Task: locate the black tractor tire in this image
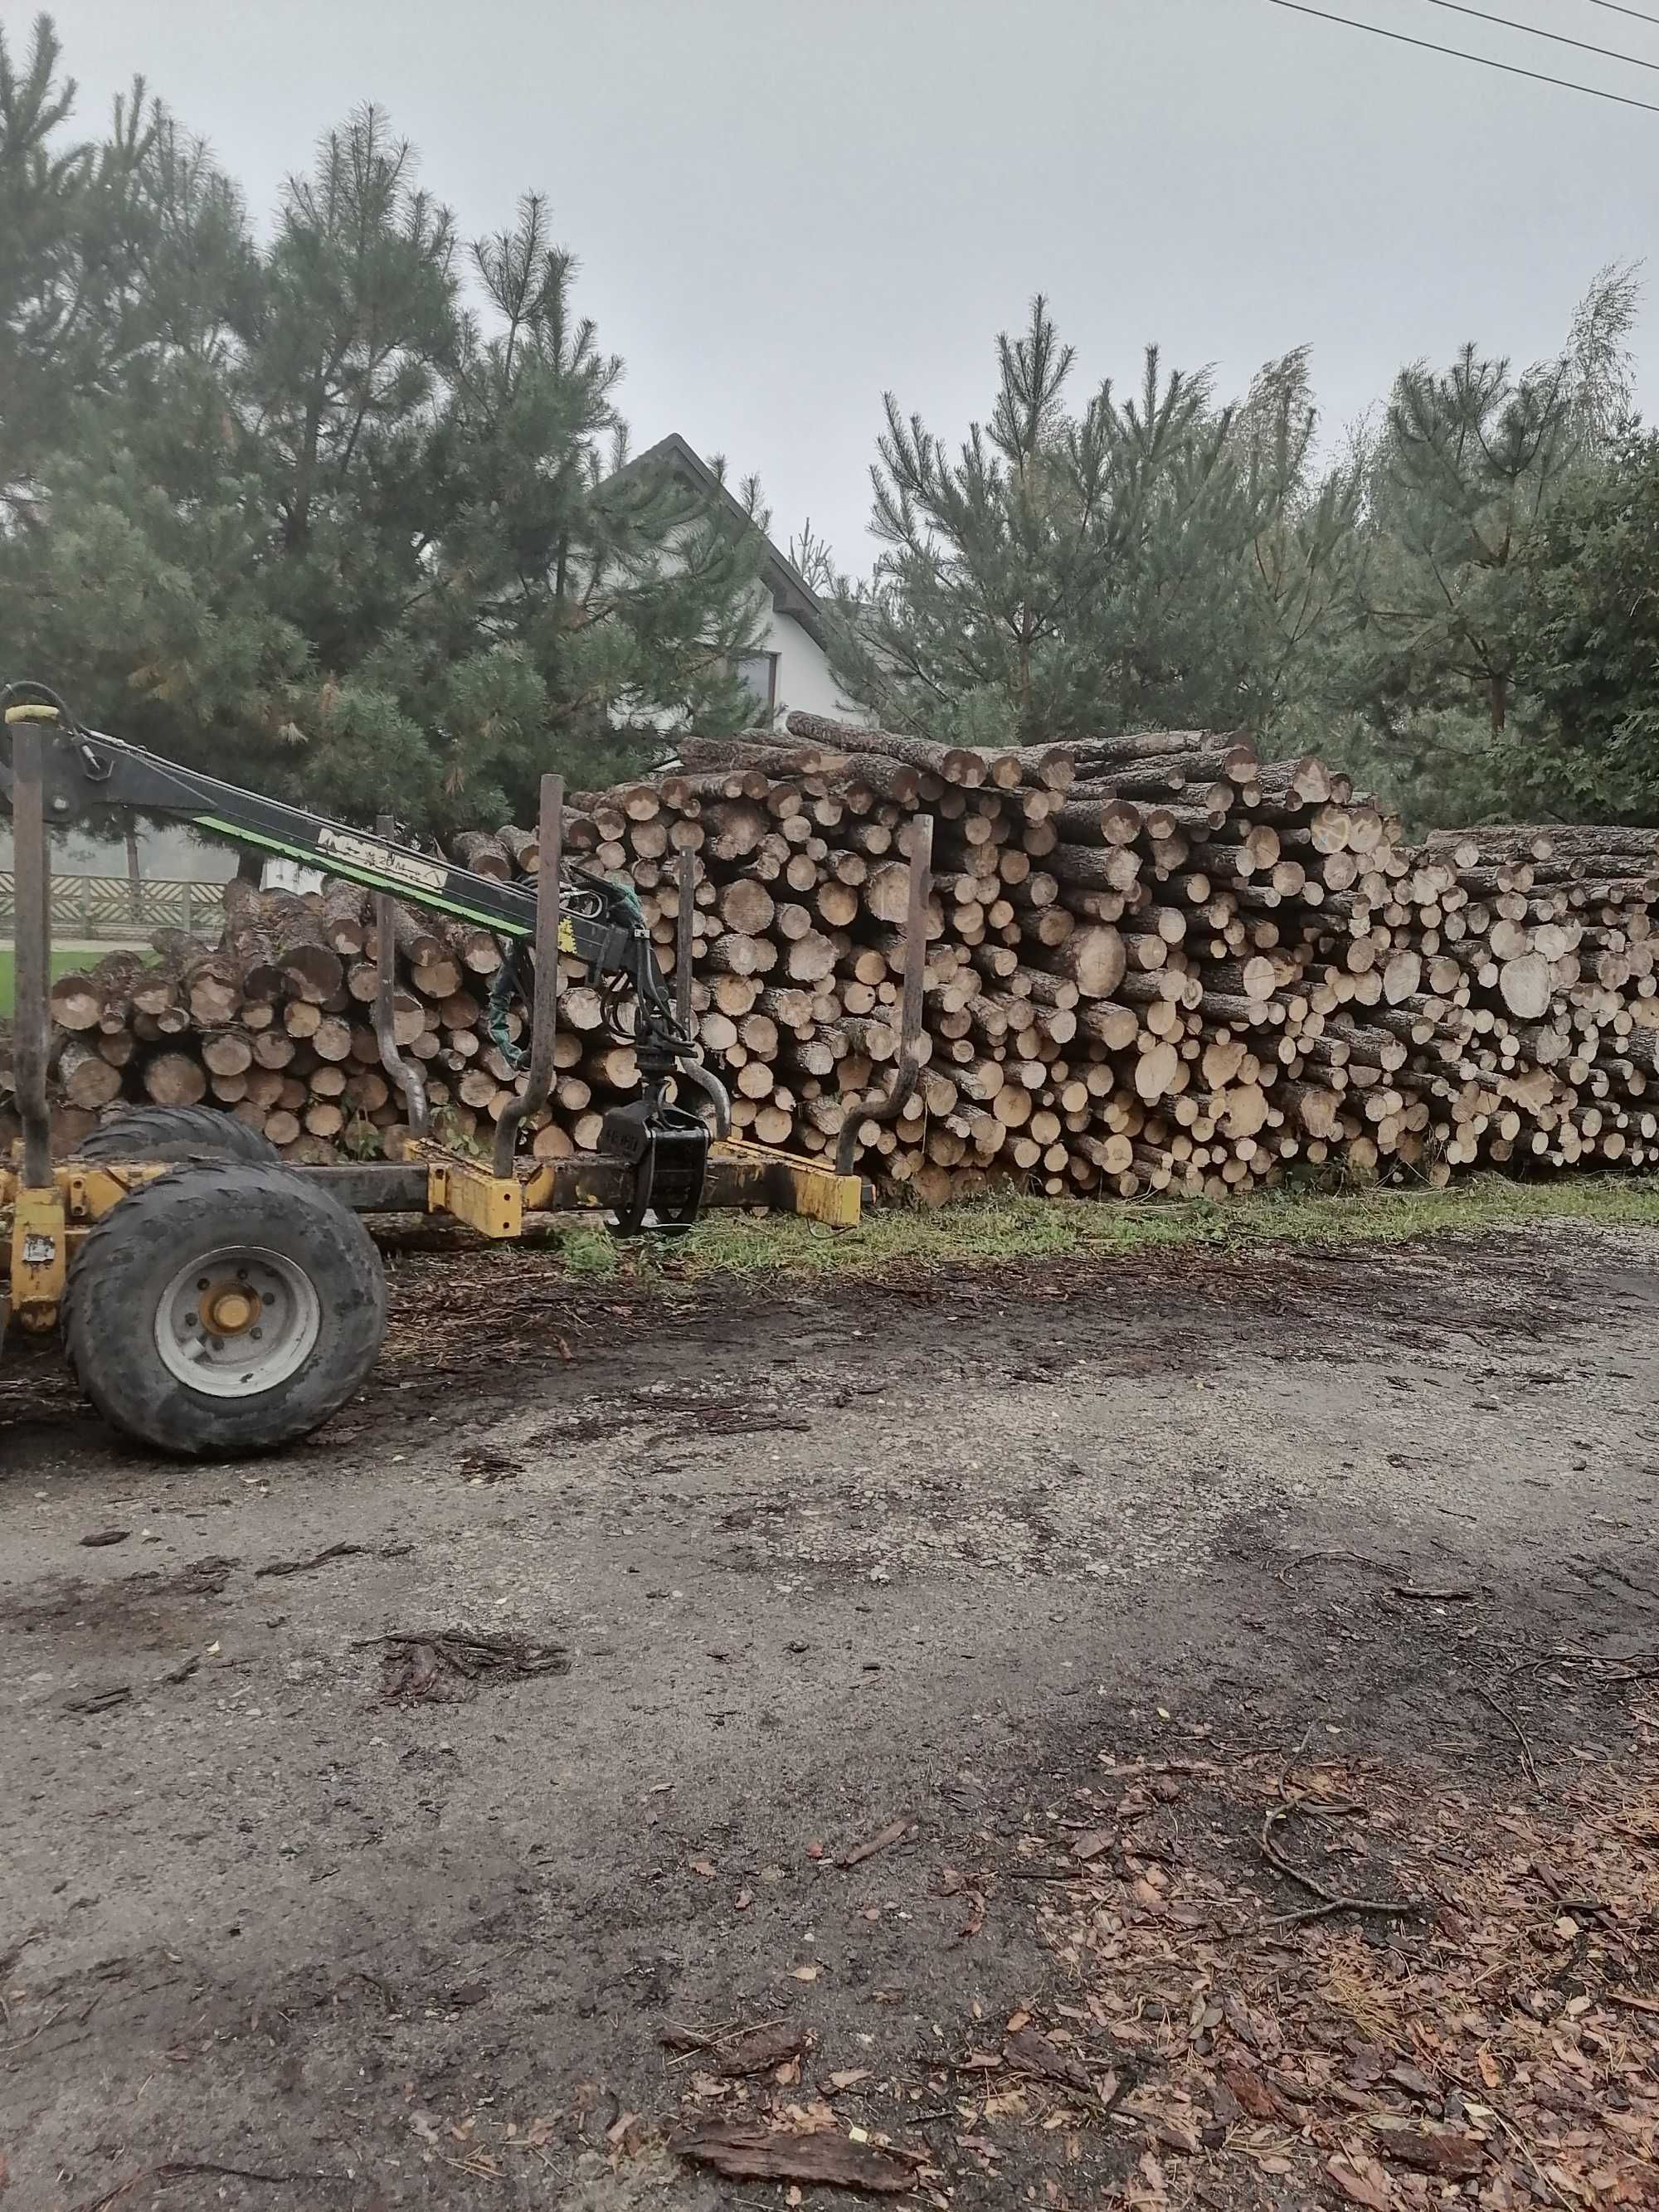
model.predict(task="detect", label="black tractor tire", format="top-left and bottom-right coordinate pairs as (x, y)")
top-left (62, 1161), bottom-right (387, 1457)
top-left (72, 1106), bottom-right (280, 1167)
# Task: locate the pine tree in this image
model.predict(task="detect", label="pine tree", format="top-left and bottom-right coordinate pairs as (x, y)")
top-left (0, 24), bottom-right (768, 834)
top-left (1513, 429), bottom-right (1659, 822)
top-left (1351, 344), bottom-right (1579, 741)
top-left (820, 297), bottom-right (1350, 746)
top-left (1318, 264), bottom-right (1642, 823)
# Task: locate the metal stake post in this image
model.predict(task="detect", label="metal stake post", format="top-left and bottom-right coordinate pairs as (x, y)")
top-left (836, 814), bottom-right (932, 1178)
top-left (10, 722), bottom-right (53, 1188)
top-left (492, 775), bottom-right (562, 1177)
top-left (372, 814), bottom-right (430, 1140)
top-left (674, 843), bottom-right (695, 1038)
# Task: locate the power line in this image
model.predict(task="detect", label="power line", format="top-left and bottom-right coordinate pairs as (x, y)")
top-left (1428, 0), bottom-right (1659, 70)
top-left (1263, 0), bottom-right (1659, 111)
top-left (1589, 2), bottom-right (1659, 29)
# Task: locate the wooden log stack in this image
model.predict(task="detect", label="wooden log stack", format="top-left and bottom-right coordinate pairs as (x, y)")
top-left (8, 718), bottom-right (1659, 1203)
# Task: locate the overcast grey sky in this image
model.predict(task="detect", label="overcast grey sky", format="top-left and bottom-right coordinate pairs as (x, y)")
top-left (36, 0), bottom-right (1659, 567)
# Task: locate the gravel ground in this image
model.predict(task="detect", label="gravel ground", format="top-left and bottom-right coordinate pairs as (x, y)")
top-left (1, 1220), bottom-right (1655, 2210)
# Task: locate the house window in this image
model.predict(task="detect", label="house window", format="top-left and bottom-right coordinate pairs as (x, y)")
top-left (734, 652), bottom-right (778, 717)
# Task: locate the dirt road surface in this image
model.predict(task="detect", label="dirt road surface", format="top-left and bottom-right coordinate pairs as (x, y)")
top-left (2, 1221), bottom-right (1656, 2210)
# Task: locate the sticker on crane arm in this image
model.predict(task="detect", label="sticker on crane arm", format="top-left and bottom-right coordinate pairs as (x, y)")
top-left (22, 1233), bottom-right (56, 1266)
top-left (316, 827), bottom-right (448, 893)
top-left (558, 917), bottom-right (577, 955)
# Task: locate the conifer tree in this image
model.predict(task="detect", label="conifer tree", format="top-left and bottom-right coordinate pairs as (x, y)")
top-left (0, 18), bottom-right (767, 833)
top-left (820, 297), bottom-right (1353, 747)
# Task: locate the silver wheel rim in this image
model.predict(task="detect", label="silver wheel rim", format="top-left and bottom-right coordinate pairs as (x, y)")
top-left (153, 1244), bottom-right (322, 1398)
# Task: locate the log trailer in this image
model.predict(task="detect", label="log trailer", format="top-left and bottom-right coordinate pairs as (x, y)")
top-left (1, 682), bottom-right (932, 1456)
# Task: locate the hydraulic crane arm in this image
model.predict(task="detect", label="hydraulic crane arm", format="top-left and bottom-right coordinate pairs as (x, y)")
top-left (0, 681), bottom-right (698, 1081)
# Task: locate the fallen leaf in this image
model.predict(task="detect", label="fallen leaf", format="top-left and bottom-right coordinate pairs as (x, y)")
top-left (829, 2068), bottom-right (873, 2090)
top-left (1071, 1830), bottom-right (1114, 1862)
top-left (791, 1963), bottom-right (820, 1981)
top-left (1326, 2151), bottom-right (1391, 2209)
top-left (734, 1888), bottom-right (753, 1910)
top-left (688, 1855), bottom-right (717, 1879)
top-left (80, 1528), bottom-right (130, 1548)
top-left (673, 2122), bottom-right (920, 2193)
top-left (1476, 2048), bottom-right (1501, 2091)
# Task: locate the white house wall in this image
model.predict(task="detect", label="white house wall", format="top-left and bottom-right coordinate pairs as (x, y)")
top-left (761, 606), bottom-right (870, 727)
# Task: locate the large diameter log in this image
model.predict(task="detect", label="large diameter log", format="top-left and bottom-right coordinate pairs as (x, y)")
top-left (1498, 953), bottom-right (1552, 1020)
top-left (718, 878), bottom-right (776, 936)
top-left (498, 824), bottom-right (541, 875)
top-left (1041, 925), bottom-right (1126, 999)
top-left (1279, 1082), bottom-right (1341, 1140)
top-left (1048, 842), bottom-right (1143, 892)
top-left (450, 829), bottom-right (511, 880)
top-left (143, 1051), bottom-right (209, 1106)
top-left (201, 1030), bottom-right (255, 1077)
top-left (1077, 999), bottom-right (1141, 1051)
top-left (1051, 799), bottom-right (1143, 848)
top-left (263, 896), bottom-right (344, 1004)
top-left (184, 953), bottom-right (245, 1024)
top-left (214, 915), bottom-right (285, 1002)
top-left (411, 954), bottom-right (465, 999)
top-left (48, 971), bottom-right (107, 1032)
top-left (703, 932), bottom-right (778, 979)
top-left (1381, 949), bottom-right (1423, 1005)
top-left (56, 1039), bottom-right (124, 1109)
top-left (450, 921), bottom-right (504, 977)
top-left (320, 879), bottom-right (367, 955)
top-left (785, 931), bottom-right (837, 984)
top-left (1133, 1041), bottom-right (1181, 1101)
top-left (703, 802), bottom-right (768, 861)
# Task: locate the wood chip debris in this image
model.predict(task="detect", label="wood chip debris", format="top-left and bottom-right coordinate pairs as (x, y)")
top-left (358, 1629), bottom-right (570, 1703)
top-left (671, 2119), bottom-right (923, 2193)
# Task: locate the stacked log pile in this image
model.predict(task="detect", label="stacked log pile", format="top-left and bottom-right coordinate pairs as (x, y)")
top-left (8, 715), bottom-right (1659, 1202)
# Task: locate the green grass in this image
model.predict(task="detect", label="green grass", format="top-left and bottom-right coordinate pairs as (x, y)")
top-left (0, 946), bottom-right (99, 1020)
top-left (537, 1174), bottom-right (1659, 1285)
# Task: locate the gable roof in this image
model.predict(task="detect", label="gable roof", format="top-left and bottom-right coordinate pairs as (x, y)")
top-left (604, 430), bottom-right (828, 649)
